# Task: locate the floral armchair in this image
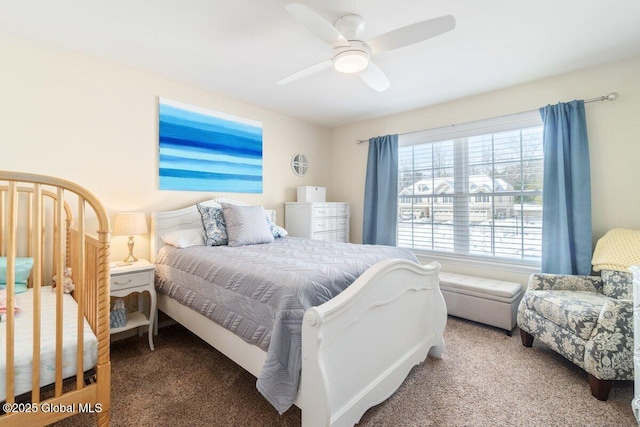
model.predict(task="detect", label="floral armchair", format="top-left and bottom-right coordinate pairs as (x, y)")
top-left (517, 269), bottom-right (633, 401)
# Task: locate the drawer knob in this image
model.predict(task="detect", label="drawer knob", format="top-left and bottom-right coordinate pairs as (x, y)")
top-left (114, 278), bottom-right (132, 286)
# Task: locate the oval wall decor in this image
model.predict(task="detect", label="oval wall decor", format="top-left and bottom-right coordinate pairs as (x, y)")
top-left (291, 153), bottom-right (309, 176)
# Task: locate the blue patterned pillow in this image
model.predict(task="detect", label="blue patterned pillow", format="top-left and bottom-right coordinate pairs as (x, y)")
top-left (266, 216), bottom-right (288, 238)
top-left (196, 203), bottom-right (228, 246)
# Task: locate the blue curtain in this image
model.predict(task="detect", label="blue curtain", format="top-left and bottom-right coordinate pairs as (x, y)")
top-left (363, 134), bottom-right (398, 245)
top-left (540, 100), bottom-right (592, 275)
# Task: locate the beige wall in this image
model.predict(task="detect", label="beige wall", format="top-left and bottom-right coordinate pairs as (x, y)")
top-left (0, 35), bottom-right (331, 261)
top-left (330, 55), bottom-right (640, 283)
top-left (3, 33), bottom-right (638, 283)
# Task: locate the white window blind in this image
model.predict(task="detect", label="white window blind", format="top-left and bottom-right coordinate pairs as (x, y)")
top-left (397, 110), bottom-right (544, 263)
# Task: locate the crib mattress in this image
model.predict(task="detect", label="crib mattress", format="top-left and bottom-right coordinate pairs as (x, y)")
top-left (0, 288), bottom-right (98, 400)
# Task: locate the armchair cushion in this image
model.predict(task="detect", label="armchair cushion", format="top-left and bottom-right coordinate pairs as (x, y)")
top-left (600, 269), bottom-right (632, 300)
top-left (521, 290), bottom-right (611, 340)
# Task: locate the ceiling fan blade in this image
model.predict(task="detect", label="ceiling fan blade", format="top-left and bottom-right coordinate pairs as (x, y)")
top-left (277, 59), bottom-right (333, 85)
top-left (368, 15), bottom-right (456, 54)
top-left (285, 3), bottom-right (348, 47)
top-left (358, 61), bottom-right (390, 92)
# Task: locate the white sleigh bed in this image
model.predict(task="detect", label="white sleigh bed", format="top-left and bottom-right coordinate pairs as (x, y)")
top-left (151, 200), bottom-right (447, 427)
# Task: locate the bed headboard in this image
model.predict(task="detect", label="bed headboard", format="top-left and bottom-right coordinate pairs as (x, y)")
top-left (150, 200), bottom-right (276, 262)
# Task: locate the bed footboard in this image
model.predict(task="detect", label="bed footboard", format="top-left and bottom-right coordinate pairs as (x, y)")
top-left (299, 259), bottom-right (445, 427)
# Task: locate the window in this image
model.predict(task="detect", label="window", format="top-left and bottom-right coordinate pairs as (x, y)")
top-left (397, 111), bottom-right (544, 264)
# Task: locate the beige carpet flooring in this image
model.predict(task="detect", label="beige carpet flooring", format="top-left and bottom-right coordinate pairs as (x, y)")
top-left (54, 317), bottom-right (635, 427)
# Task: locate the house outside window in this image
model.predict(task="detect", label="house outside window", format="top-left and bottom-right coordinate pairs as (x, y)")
top-left (397, 111), bottom-right (544, 264)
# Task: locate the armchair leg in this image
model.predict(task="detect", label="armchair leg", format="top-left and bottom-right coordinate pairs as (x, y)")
top-left (587, 374), bottom-right (612, 401)
top-left (519, 328), bottom-right (534, 347)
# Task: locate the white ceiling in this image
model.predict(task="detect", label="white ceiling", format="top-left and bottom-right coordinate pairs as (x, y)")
top-left (1, 0), bottom-right (640, 128)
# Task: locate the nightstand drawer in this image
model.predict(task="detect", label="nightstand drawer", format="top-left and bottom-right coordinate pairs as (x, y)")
top-left (111, 271), bottom-right (151, 290)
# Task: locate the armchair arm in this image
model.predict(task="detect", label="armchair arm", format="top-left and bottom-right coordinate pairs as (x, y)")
top-left (527, 273), bottom-right (603, 293)
top-left (584, 299), bottom-right (633, 381)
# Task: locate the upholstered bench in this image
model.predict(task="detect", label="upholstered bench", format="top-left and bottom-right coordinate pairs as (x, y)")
top-left (439, 272), bottom-right (523, 335)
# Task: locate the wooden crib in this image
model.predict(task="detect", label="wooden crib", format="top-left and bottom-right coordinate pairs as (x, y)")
top-left (0, 171), bottom-right (110, 426)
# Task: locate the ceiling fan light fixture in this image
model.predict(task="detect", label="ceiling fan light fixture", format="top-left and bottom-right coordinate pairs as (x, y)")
top-left (282, 4), bottom-right (456, 91)
top-left (333, 50), bottom-right (369, 74)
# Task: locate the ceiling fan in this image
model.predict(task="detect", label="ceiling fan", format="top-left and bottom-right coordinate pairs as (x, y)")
top-left (278, 3), bottom-right (456, 92)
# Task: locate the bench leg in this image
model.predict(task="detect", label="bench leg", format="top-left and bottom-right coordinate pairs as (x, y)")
top-left (519, 328), bottom-right (534, 347)
top-left (588, 374), bottom-right (612, 401)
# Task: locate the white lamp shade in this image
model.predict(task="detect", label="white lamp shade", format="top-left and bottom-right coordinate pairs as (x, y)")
top-left (113, 212), bottom-right (148, 236)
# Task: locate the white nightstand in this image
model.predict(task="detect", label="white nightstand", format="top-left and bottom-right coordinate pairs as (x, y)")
top-left (109, 259), bottom-right (156, 351)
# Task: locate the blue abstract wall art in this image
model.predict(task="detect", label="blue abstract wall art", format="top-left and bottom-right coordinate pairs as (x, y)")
top-left (158, 98), bottom-right (263, 193)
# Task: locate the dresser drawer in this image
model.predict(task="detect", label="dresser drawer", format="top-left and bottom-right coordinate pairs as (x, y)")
top-left (110, 270), bottom-right (151, 291)
top-left (312, 218), bottom-right (330, 232)
top-left (313, 230), bottom-right (349, 242)
top-left (334, 204), bottom-right (349, 217)
top-left (313, 206), bottom-right (332, 217)
top-left (335, 217), bottom-right (348, 230)
top-left (312, 217), bottom-right (349, 233)
top-left (335, 231), bottom-right (349, 243)
top-left (312, 217), bottom-right (339, 232)
top-left (313, 204), bottom-right (349, 218)
top-left (313, 231), bottom-right (337, 241)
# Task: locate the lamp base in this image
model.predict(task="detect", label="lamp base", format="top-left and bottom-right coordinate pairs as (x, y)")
top-left (122, 254), bottom-right (138, 263)
top-left (124, 235), bottom-right (138, 263)
top-left (115, 261), bottom-right (133, 267)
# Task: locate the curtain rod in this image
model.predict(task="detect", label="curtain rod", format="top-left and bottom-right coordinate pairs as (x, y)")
top-left (584, 92), bottom-right (619, 103)
top-left (355, 92), bottom-right (619, 144)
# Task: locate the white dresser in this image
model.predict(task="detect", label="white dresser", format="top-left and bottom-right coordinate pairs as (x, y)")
top-left (285, 202), bottom-right (350, 242)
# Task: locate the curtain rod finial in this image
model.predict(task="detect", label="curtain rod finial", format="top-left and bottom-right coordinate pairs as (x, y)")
top-left (605, 92), bottom-right (619, 101)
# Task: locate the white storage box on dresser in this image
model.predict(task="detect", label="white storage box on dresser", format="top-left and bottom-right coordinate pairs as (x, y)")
top-left (297, 186), bottom-right (326, 203)
top-left (285, 202), bottom-right (350, 242)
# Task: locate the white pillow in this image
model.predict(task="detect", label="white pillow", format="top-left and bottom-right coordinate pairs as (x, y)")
top-left (221, 204), bottom-right (274, 247)
top-left (214, 197), bottom-right (248, 206)
top-left (161, 229), bottom-right (205, 248)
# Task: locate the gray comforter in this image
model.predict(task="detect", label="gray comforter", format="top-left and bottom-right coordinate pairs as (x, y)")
top-left (154, 236), bottom-right (418, 413)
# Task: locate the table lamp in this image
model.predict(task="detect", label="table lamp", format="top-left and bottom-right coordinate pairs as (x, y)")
top-left (113, 212), bottom-right (148, 263)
